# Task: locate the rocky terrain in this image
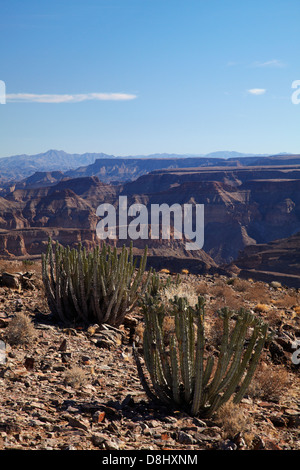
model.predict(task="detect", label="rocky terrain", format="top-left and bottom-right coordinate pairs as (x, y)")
top-left (0, 260), bottom-right (299, 451)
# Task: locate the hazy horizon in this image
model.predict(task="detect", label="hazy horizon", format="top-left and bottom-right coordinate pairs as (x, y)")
top-left (0, 148), bottom-right (292, 160)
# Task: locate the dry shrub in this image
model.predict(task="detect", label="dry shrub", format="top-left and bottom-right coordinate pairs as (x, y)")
top-left (181, 269), bottom-right (189, 274)
top-left (215, 399), bottom-right (252, 440)
top-left (135, 322), bottom-right (145, 344)
top-left (233, 278), bottom-right (250, 293)
top-left (206, 315), bottom-right (224, 347)
top-left (264, 308), bottom-right (285, 327)
top-left (210, 283), bottom-right (233, 300)
top-left (274, 294), bottom-right (299, 309)
top-left (210, 285), bottom-right (225, 299)
top-left (209, 281), bottom-right (243, 311)
top-left (162, 283), bottom-right (198, 307)
top-left (0, 259), bottom-right (42, 277)
top-left (244, 283), bottom-right (271, 304)
top-left (248, 363), bottom-right (290, 402)
top-left (163, 315), bottom-right (175, 336)
top-left (254, 303), bottom-right (271, 313)
top-left (196, 281), bottom-right (208, 296)
top-left (214, 292), bottom-right (243, 312)
top-left (5, 312), bottom-right (36, 346)
top-left (206, 311), bottom-right (252, 349)
top-left (64, 366), bottom-right (88, 389)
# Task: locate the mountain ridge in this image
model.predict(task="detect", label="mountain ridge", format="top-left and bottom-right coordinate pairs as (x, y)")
top-left (0, 149), bottom-right (287, 182)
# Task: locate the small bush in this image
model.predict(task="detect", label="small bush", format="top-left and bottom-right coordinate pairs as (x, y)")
top-left (248, 363), bottom-right (290, 402)
top-left (215, 399), bottom-right (251, 440)
top-left (64, 366), bottom-right (88, 389)
top-left (5, 312), bottom-right (36, 346)
top-left (244, 283), bottom-right (271, 304)
top-left (274, 294), bottom-right (299, 309)
top-left (196, 282), bottom-right (208, 296)
top-left (213, 290), bottom-right (242, 312)
top-left (22, 259), bottom-right (35, 267)
top-left (254, 303), bottom-right (271, 313)
top-left (232, 278), bottom-right (250, 293)
top-left (162, 283), bottom-right (198, 307)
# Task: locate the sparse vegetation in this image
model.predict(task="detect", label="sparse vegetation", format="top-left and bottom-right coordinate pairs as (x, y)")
top-left (244, 282), bottom-right (271, 304)
top-left (159, 268), bottom-right (170, 274)
top-left (5, 312), bottom-right (36, 346)
top-left (134, 292), bottom-right (268, 418)
top-left (0, 256), bottom-right (299, 450)
top-left (22, 259), bottom-right (35, 267)
top-left (64, 365), bottom-right (88, 389)
top-left (248, 363), bottom-right (291, 402)
top-left (215, 399), bottom-right (251, 441)
top-left (232, 278), bottom-right (250, 293)
top-left (42, 238), bottom-right (152, 327)
top-left (196, 281), bottom-right (208, 296)
top-left (254, 303), bottom-right (271, 313)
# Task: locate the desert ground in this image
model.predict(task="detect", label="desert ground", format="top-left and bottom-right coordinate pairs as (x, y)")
top-left (0, 259), bottom-right (299, 451)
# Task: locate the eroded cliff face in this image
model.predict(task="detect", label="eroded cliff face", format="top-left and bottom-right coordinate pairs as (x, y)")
top-left (0, 167), bottom-right (300, 272)
top-left (120, 166), bottom-right (300, 263)
top-left (122, 165), bottom-right (300, 194)
top-left (0, 177), bottom-right (118, 258)
top-left (0, 228), bottom-right (98, 257)
top-left (232, 231), bottom-right (300, 287)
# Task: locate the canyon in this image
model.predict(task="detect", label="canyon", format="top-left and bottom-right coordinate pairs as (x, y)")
top-left (0, 151), bottom-right (299, 286)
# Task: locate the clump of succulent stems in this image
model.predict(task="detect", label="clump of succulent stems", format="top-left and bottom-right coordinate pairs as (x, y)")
top-left (133, 291), bottom-right (268, 418)
top-left (42, 238), bottom-right (151, 327)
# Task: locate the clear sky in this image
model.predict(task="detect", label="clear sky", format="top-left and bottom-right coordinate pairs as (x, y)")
top-left (1, 0), bottom-right (300, 158)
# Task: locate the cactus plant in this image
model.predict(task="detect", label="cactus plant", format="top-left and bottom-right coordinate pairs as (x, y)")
top-left (42, 238), bottom-right (152, 327)
top-left (133, 294), bottom-right (268, 418)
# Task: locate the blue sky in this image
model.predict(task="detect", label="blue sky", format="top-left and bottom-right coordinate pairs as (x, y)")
top-left (1, 0), bottom-right (300, 158)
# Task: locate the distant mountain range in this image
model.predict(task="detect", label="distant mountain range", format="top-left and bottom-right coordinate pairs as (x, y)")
top-left (0, 149), bottom-right (298, 182)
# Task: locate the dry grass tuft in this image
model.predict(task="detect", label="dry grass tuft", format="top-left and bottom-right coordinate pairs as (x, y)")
top-left (215, 399), bottom-right (252, 440)
top-left (254, 303), bottom-right (271, 313)
top-left (5, 312), bottom-right (37, 346)
top-left (244, 283), bottom-right (271, 304)
top-left (162, 283), bottom-right (198, 307)
top-left (64, 366), bottom-right (88, 389)
top-left (274, 294), bottom-right (299, 309)
top-left (195, 281), bottom-right (209, 296)
top-left (232, 278), bottom-right (250, 293)
top-left (248, 363), bottom-right (291, 402)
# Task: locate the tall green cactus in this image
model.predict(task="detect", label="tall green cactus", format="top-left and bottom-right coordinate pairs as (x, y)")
top-left (133, 293), bottom-right (268, 418)
top-left (42, 238), bottom-right (151, 327)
